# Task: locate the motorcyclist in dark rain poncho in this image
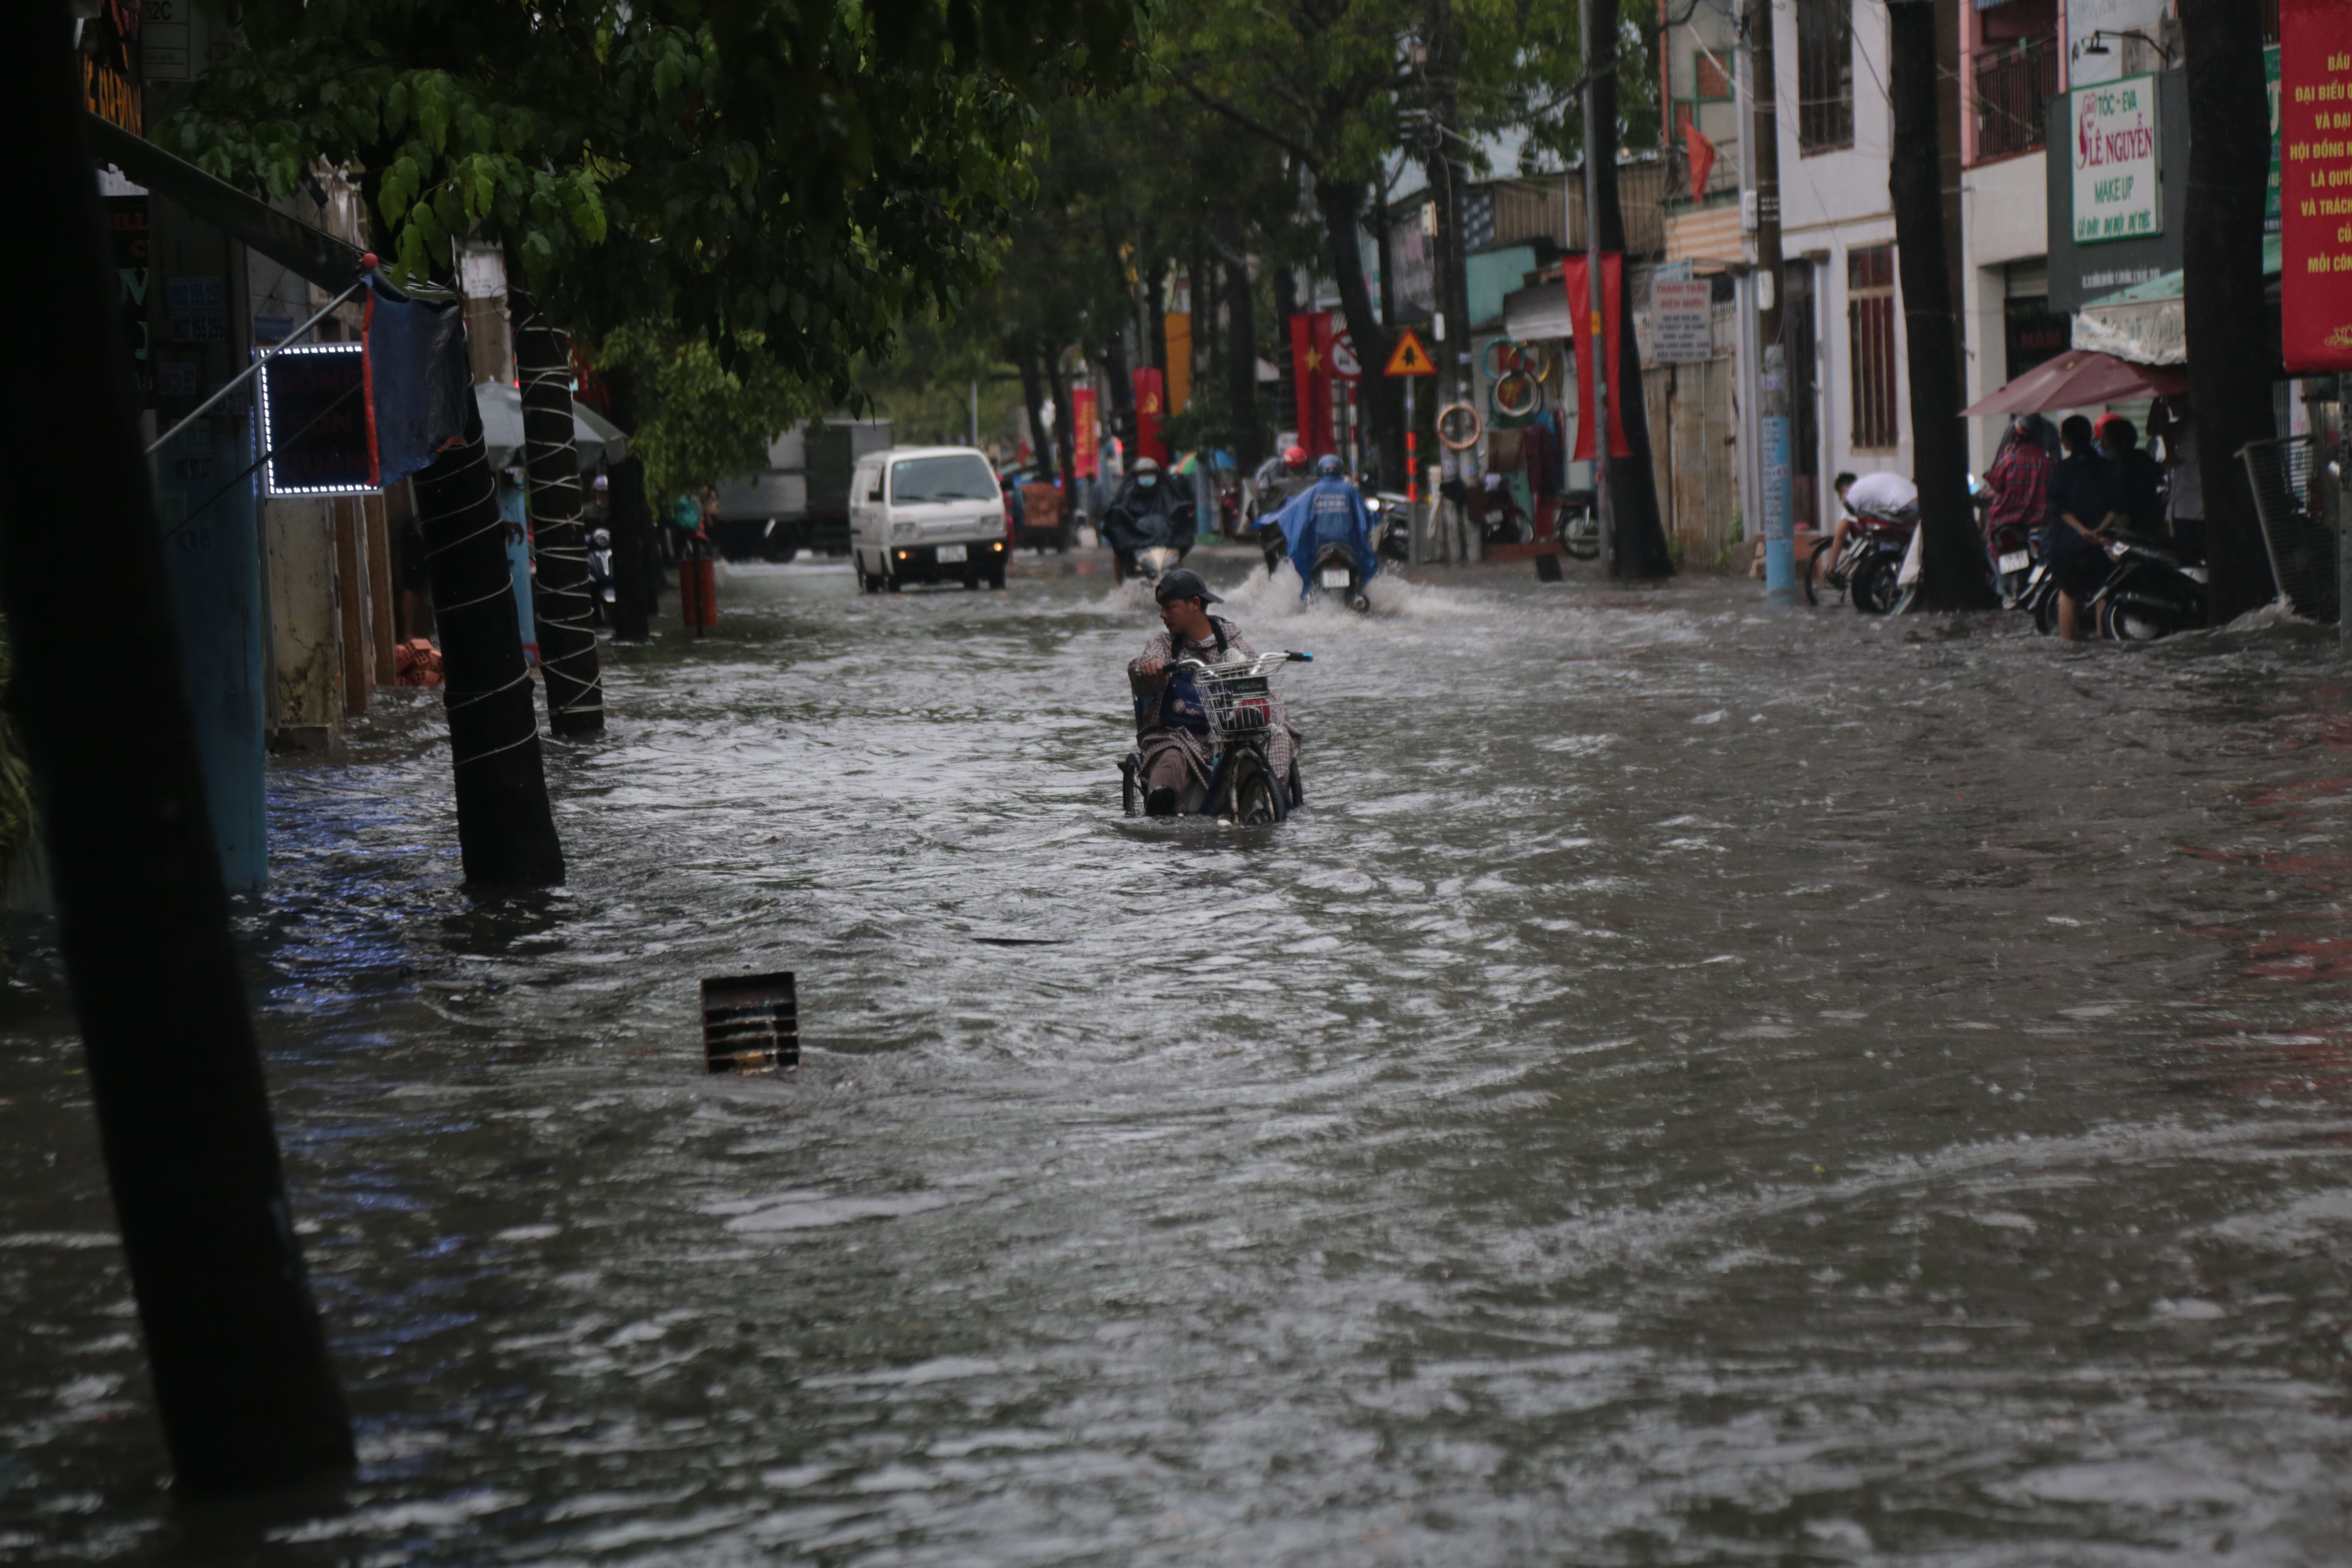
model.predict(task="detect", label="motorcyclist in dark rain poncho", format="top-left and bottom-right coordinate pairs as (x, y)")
top-left (1272, 456), bottom-right (1379, 599)
top-left (1101, 458), bottom-right (1195, 583)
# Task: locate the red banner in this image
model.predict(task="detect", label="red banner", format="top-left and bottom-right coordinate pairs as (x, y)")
top-left (1072, 386), bottom-right (1099, 477)
top-left (1289, 314), bottom-right (1336, 458)
top-left (1131, 369), bottom-right (1167, 466)
top-left (2282, 0), bottom-right (2352, 371)
top-left (1562, 252), bottom-right (1632, 460)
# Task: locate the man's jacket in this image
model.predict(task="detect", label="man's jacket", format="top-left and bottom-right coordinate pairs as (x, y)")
top-left (1102, 474), bottom-right (1196, 553)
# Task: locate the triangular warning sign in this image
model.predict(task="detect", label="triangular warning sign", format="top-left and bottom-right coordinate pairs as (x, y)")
top-left (1383, 328), bottom-right (1437, 377)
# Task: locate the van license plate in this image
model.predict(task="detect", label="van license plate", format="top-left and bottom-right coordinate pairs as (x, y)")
top-left (936, 544), bottom-right (967, 564)
top-left (1998, 550), bottom-right (2030, 573)
top-left (1320, 566), bottom-right (1351, 588)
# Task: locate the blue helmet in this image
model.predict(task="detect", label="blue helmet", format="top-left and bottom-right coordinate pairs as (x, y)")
top-left (1315, 455), bottom-right (1344, 479)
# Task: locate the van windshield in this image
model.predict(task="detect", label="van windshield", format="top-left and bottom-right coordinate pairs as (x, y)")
top-left (890, 455), bottom-right (998, 505)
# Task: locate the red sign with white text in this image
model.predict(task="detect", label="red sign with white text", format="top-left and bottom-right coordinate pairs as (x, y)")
top-left (2282, 0), bottom-right (2352, 370)
top-left (1072, 386), bottom-right (1099, 477)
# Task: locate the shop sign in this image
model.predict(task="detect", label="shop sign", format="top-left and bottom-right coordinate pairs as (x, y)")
top-left (2282, 0), bottom-right (2352, 369)
top-left (82, 0), bottom-right (144, 135)
top-left (1651, 278), bottom-right (1712, 363)
top-left (2070, 75), bottom-right (2161, 244)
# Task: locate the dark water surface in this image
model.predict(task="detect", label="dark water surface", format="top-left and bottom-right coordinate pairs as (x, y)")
top-left (7, 555), bottom-right (2352, 1564)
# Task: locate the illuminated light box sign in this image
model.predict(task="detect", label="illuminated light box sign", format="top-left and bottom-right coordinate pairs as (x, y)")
top-left (258, 343), bottom-right (372, 496)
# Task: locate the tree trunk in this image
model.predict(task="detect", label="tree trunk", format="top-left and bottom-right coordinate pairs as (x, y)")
top-left (1102, 228), bottom-right (1139, 453)
top-left (1225, 251), bottom-right (1262, 472)
top-left (1148, 257), bottom-right (1171, 386)
top-left (1044, 349), bottom-right (1081, 524)
top-left (1018, 348), bottom-right (1055, 480)
top-left (504, 257), bottom-right (604, 735)
top-left (1888, 0), bottom-right (1996, 608)
top-left (1425, 0), bottom-right (1472, 555)
top-left (604, 455), bottom-right (658, 640)
top-left (1590, 3), bottom-right (1675, 578)
top-left (409, 404), bottom-right (568, 885)
top-left (2183, 0), bottom-right (2279, 622)
top-left (7, 8), bottom-right (354, 1492)
top-left (1274, 260), bottom-right (1302, 437)
top-left (1311, 175), bottom-right (1405, 484)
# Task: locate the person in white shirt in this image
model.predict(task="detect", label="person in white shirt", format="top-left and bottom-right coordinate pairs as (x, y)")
top-left (1815, 470), bottom-right (1920, 591)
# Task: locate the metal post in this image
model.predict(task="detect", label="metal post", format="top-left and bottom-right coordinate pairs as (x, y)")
top-left (969, 380), bottom-right (979, 447)
top-left (1582, 0), bottom-right (1613, 573)
top-left (1405, 376), bottom-right (1420, 564)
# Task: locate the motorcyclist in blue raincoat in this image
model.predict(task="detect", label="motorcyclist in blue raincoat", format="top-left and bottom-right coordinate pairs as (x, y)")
top-left (1271, 456), bottom-right (1379, 599)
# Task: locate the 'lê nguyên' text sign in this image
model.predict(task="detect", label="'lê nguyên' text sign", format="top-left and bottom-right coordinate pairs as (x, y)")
top-left (2072, 75), bottom-right (2162, 245)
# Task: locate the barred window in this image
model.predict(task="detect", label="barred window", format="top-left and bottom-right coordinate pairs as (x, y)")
top-left (1798, 0), bottom-right (1855, 153)
top-left (1847, 244), bottom-right (1898, 453)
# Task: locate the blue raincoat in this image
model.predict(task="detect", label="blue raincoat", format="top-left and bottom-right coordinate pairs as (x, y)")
top-left (1274, 477), bottom-right (1378, 598)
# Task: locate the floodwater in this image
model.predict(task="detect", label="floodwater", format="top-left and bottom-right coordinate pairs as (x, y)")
top-left (8, 551), bottom-right (2352, 1565)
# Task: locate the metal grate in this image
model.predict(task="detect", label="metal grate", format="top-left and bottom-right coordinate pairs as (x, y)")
top-left (2242, 435), bottom-right (2338, 624)
top-left (701, 971), bottom-right (799, 1073)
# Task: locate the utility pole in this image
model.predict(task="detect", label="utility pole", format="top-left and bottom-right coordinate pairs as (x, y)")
top-left (1582, 0), bottom-right (1613, 572)
top-left (1425, 0), bottom-right (1473, 564)
top-left (1748, 0), bottom-right (1793, 597)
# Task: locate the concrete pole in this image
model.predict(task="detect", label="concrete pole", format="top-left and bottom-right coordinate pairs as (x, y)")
top-left (1582, 0), bottom-right (1613, 573)
top-left (1748, 0), bottom-right (1794, 597)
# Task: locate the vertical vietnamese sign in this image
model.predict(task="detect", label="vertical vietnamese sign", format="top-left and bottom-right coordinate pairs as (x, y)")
top-left (1072, 387), bottom-right (1099, 478)
top-left (2281, 0), bottom-right (2352, 370)
top-left (2070, 75), bottom-right (2162, 244)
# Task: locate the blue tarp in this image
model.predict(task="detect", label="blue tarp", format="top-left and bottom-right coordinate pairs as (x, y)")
top-left (363, 272), bottom-right (471, 486)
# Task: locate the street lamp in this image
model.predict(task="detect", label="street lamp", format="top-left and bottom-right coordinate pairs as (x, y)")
top-left (2078, 29), bottom-right (2177, 65)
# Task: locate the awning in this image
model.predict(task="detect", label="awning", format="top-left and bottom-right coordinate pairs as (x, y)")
top-left (1959, 349), bottom-right (2188, 416)
top-left (475, 381), bottom-right (629, 471)
top-left (2069, 232), bottom-right (2282, 368)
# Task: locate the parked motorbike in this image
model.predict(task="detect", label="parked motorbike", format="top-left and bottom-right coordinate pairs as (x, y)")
top-left (1807, 507), bottom-right (1916, 613)
top-left (1119, 651), bottom-right (1312, 825)
top-left (1558, 489), bottom-right (1601, 560)
top-left (1364, 493), bottom-right (1413, 564)
top-left (588, 527), bottom-right (617, 624)
top-left (2089, 531), bottom-right (2209, 640)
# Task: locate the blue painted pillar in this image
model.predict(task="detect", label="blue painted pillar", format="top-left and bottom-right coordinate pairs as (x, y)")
top-left (155, 421), bottom-right (268, 893)
top-left (498, 474), bottom-right (538, 666)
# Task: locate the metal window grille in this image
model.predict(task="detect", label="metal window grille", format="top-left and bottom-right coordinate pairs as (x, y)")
top-left (1970, 36), bottom-right (2059, 162)
top-left (1798, 0), bottom-right (1855, 153)
top-left (1847, 245), bottom-right (1899, 453)
top-left (2242, 434), bottom-right (2338, 623)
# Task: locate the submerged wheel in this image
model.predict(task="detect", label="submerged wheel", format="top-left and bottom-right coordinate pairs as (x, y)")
top-left (1850, 554), bottom-right (1899, 614)
top-left (987, 565), bottom-right (1007, 589)
top-left (1348, 592), bottom-right (1371, 614)
top-left (1228, 751), bottom-right (1283, 826)
top-left (1286, 760), bottom-right (1303, 808)
top-left (2031, 587), bottom-right (2060, 636)
top-left (1804, 540), bottom-right (1836, 606)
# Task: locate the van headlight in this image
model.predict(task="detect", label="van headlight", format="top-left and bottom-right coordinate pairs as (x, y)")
top-left (892, 522), bottom-right (919, 540)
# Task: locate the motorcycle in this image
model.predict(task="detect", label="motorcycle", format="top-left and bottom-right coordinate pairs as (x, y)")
top-left (2089, 530), bottom-right (2209, 640)
top-left (588, 526), bottom-right (617, 624)
top-left (1119, 651), bottom-right (1312, 825)
top-left (1363, 492), bottom-right (1413, 564)
top-left (1310, 542), bottom-right (1372, 614)
top-left (1558, 488), bottom-right (1601, 560)
top-left (1129, 543), bottom-right (1187, 593)
top-left (1807, 507), bottom-right (1917, 613)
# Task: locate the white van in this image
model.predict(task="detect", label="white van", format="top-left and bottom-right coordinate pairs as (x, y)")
top-left (849, 446), bottom-right (1009, 591)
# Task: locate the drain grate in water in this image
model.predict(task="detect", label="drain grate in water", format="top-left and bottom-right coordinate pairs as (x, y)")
top-left (701, 971), bottom-right (798, 1073)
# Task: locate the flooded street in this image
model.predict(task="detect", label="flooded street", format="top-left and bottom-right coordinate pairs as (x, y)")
top-left (9, 553), bottom-right (2352, 1563)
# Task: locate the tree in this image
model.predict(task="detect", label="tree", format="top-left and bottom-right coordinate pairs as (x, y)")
top-left (2182, 0), bottom-right (2279, 623)
top-left (1888, 0), bottom-right (1995, 608)
top-left (10, 6), bottom-right (352, 1492)
top-left (1159, 0), bottom-right (1415, 481)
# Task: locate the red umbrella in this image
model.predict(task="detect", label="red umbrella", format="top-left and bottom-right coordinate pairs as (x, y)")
top-left (1960, 350), bottom-right (2189, 417)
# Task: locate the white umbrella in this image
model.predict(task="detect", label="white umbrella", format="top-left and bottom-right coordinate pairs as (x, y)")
top-left (473, 380), bottom-right (629, 471)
